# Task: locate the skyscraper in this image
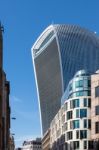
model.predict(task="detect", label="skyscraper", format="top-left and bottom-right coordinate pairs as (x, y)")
top-left (31, 24), bottom-right (99, 135)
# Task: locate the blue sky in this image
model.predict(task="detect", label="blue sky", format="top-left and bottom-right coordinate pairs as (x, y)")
top-left (0, 0), bottom-right (99, 148)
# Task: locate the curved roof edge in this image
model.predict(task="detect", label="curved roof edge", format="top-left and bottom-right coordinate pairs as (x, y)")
top-left (31, 25), bottom-right (54, 51)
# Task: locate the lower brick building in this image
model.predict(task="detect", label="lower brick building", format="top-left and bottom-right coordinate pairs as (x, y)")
top-left (0, 24), bottom-right (11, 149)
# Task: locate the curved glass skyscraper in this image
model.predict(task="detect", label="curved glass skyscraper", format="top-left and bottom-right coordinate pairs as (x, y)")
top-left (31, 24), bottom-right (99, 135)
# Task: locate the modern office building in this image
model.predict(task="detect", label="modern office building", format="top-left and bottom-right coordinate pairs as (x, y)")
top-left (50, 70), bottom-right (99, 150)
top-left (31, 24), bottom-right (99, 135)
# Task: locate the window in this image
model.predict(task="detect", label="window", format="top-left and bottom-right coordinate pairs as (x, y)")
top-left (88, 119), bottom-right (91, 129)
top-left (84, 119), bottom-right (87, 128)
top-left (76, 109), bottom-right (79, 118)
top-left (76, 91), bottom-right (83, 97)
top-left (76, 130), bottom-right (79, 139)
top-left (69, 83), bottom-right (72, 91)
top-left (95, 122), bottom-right (99, 133)
top-left (84, 98), bottom-right (87, 107)
top-left (84, 141), bottom-right (87, 149)
top-left (84, 119), bottom-right (91, 129)
top-left (67, 131), bottom-right (73, 140)
top-left (67, 111), bottom-right (72, 120)
top-left (95, 105), bottom-right (99, 115)
top-left (95, 86), bottom-right (99, 97)
top-left (70, 99), bottom-right (79, 108)
top-left (84, 79), bottom-right (91, 87)
top-left (73, 99), bottom-right (79, 108)
top-left (80, 109), bottom-right (87, 118)
top-left (88, 98), bottom-right (91, 107)
top-left (88, 80), bottom-right (91, 87)
top-left (73, 141), bottom-right (79, 149)
top-left (80, 130), bottom-right (87, 139)
top-left (75, 80), bottom-right (83, 88)
top-left (73, 120), bottom-right (79, 129)
top-left (88, 141), bottom-right (94, 149)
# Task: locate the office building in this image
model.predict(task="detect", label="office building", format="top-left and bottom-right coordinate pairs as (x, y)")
top-left (50, 70), bottom-right (99, 150)
top-left (31, 24), bottom-right (99, 134)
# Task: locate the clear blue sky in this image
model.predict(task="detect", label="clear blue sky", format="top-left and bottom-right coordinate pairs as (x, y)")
top-left (0, 0), bottom-right (99, 148)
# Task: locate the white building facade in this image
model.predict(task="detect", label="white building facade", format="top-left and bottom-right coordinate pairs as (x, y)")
top-left (50, 70), bottom-right (94, 150)
top-left (22, 138), bottom-right (42, 150)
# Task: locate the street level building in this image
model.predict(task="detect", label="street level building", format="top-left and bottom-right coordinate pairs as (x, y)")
top-left (9, 135), bottom-right (15, 150)
top-left (32, 24), bottom-right (99, 135)
top-left (22, 138), bottom-right (42, 150)
top-left (42, 129), bottom-right (50, 150)
top-left (50, 70), bottom-right (99, 150)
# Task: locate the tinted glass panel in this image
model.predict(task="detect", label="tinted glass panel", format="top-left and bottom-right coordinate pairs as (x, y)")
top-left (95, 105), bottom-right (99, 115)
top-left (80, 109), bottom-right (87, 118)
top-left (95, 86), bottom-right (99, 97)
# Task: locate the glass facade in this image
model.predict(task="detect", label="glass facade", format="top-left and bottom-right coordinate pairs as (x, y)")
top-left (61, 70), bottom-right (91, 104)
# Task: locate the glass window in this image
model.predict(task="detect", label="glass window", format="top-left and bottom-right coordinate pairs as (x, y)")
top-left (76, 91), bottom-right (83, 97)
top-left (95, 122), bottom-right (99, 133)
top-left (95, 86), bottom-right (99, 97)
top-left (88, 90), bottom-right (91, 96)
top-left (73, 141), bottom-right (79, 149)
top-left (73, 99), bottom-right (79, 108)
top-left (88, 98), bottom-right (91, 107)
top-left (73, 120), bottom-right (79, 128)
top-left (84, 119), bottom-right (87, 128)
top-left (67, 111), bottom-right (72, 120)
top-left (69, 83), bottom-right (72, 91)
top-left (84, 98), bottom-right (87, 107)
top-left (76, 130), bottom-right (79, 139)
top-left (84, 141), bottom-right (87, 149)
top-left (75, 80), bottom-right (83, 88)
top-left (76, 109), bottom-right (79, 118)
top-left (80, 130), bottom-right (87, 139)
top-left (75, 81), bottom-right (79, 88)
top-left (84, 80), bottom-right (88, 87)
top-left (88, 80), bottom-right (91, 87)
top-left (88, 119), bottom-right (91, 129)
top-left (67, 131), bottom-right (73, 140)
top-left (79, 80), bottom-right (83, 87)
top-left (80, 109), bottom-right (87, 118)
top-left (88, 141), bottom-right (94, 149)
top-left (95, 105), bottom-right (99, 115)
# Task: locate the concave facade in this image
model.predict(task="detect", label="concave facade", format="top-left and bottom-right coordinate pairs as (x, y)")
top-left (31, 24), bottom-right (99, 135)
